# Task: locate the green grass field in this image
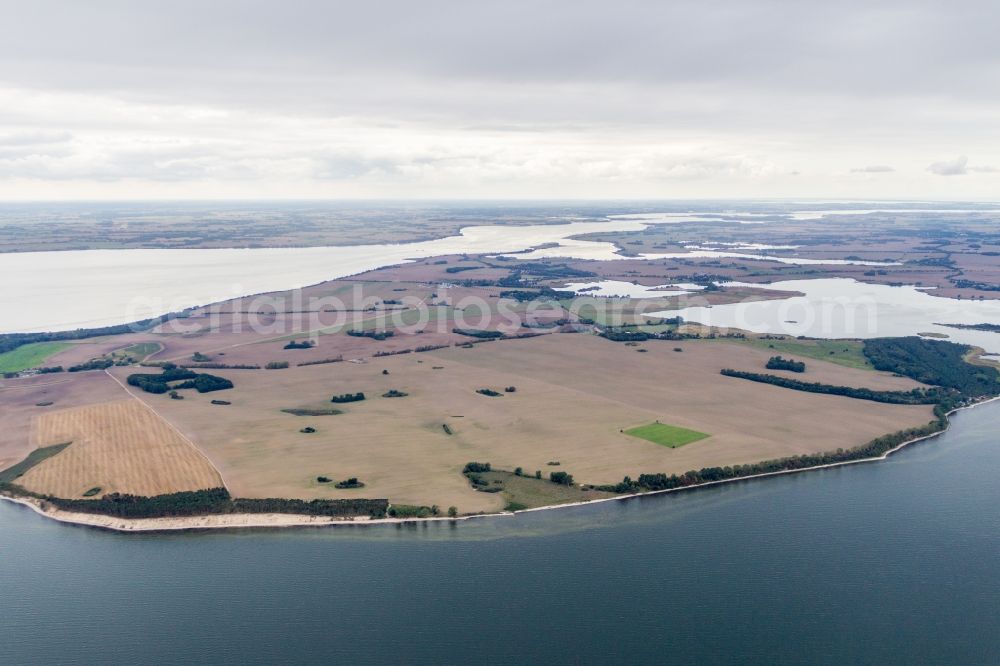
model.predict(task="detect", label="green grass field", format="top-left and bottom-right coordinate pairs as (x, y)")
top-left (625, 422), bottom-right (710, 448)
top-left (119, 342), bottom-right (162, 360)
top-left (0, 342), bottom-right (72, 374)
top-left (738, 338), bottom-right (871, 370)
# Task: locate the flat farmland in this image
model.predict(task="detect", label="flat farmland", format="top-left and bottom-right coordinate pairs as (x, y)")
top-left (0, 371), bottom-right (130, 471)
top-left (17, 399), bottom-right (223, 498)
top-left (115, 334), bottom-right (934, 511)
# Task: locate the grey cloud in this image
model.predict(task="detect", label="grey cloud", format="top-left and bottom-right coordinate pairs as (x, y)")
top-left (851, 165), bottom-right (895, 173)
top-left (928, 156), bottom-right (968, 176)
top-left (0, 0), bottom-right (998, 197)
top-left (2, 1), bottom-right (999, 119)
top-left (0, 131), bottom-right (73, 146)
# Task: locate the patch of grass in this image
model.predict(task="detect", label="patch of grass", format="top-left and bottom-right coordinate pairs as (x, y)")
top-left (117, 342), bottom-right (161, 361)
top-left (0, 342), bottom-right (72, 373)
top-left (737, 337), bottom-right (871, 370)
top-left (475, 470), bottom-right (614, 510)
top-left (0, 442), bottom-right (72, 484)
top-left (624, 422), bottom-right (709, 448)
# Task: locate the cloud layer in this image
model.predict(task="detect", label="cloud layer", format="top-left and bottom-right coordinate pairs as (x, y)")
top-left (0, 0), bottom-right (998, 199)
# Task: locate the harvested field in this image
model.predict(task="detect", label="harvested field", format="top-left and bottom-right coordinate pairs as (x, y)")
top-left (16, 399), bottom-right (223, 498)
top-left (114, 334), bottom-right (934, 512)
top-left (0, 370), bottom-right (130, 471)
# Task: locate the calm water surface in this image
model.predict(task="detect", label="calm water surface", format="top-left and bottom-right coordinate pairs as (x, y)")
top-left (2, 401), bottom-right (999, 665)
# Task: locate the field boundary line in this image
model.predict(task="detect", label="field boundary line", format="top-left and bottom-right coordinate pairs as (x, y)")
top-left (103, 369), bottom-right (231, 492)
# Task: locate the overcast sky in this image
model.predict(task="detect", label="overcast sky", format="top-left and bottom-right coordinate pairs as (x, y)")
top-left (0, 0), bottom-right (998, 200)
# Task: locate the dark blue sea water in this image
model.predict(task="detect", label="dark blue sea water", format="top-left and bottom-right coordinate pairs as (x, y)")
top-left (2, 402), bottom-right (999, 665)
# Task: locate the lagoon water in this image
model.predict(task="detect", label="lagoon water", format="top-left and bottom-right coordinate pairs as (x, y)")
top-left (3, 208), bottom-right (990, 333)
top-left (652, 278), bottom-right (1000, 355)
top-left (2, 400), bottom-right (999, 665)
top-left (0, 218), bottom-right (663, 333)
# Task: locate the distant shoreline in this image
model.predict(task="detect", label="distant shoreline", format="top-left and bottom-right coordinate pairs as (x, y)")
top-left (3, 396), bottom-right (996, 534)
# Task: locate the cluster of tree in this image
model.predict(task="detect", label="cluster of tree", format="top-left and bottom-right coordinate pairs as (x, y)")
top-left (0, 310), bottom-right (191, 356)
top-left (347, 329), bottom-right (394, 340)
top-left (265, 361), bottom-right (290, 369)
top-left (908, 257), bottom-right (955, 268)
top-left (334, 477), bottom-right (365, 489)
top-left (503, 262), bottom-right (596, 279)
top-left (36, 366), bottom-right (64, 374)
top-left (191, 352), bottom-right (212, 362)
top-left (174, 375), bottom-right (234, 393)
top-left (863, 337), bottom-right (1000, 397)
top-left (461, 462), bottom-right (504, 492)
top-left (766, 355), bottom-right (806, 372)
top-left (476, 388), bottom-right (502, 397)
top-left (499, 288), bottom-right (576, 302)
top-left (331, 392), bottom-right (365, 403)
top-left (127, 366), bottom-right (233, 394)
top-left (452, 328), bottom-right (504, 339)
top-left (381, 389), bottom-right (408, 398)
top-left (445, 265), bottom-right (481, 273)
top-left (283, 340), bottom-right (314, 349)
top-left (550, 471), bottom-right (574, 486)
top-left (182, 362), bottom-right (260, 369)
top-left (600, 329), bottom-right (651, 342)
top-left (952, 279), bottom-right (1000, 292)
top-left (387, 504), bottom-right (440, 518)
top-left (68, 358), bottom-right (115, 372)
top-left (720, 369), bottom-right (945, 404)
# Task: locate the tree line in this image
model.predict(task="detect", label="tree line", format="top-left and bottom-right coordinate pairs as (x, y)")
top-left (0, 484), bottom-right (389, 519)
top-left (720, 369), bottom-right (945, 404)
